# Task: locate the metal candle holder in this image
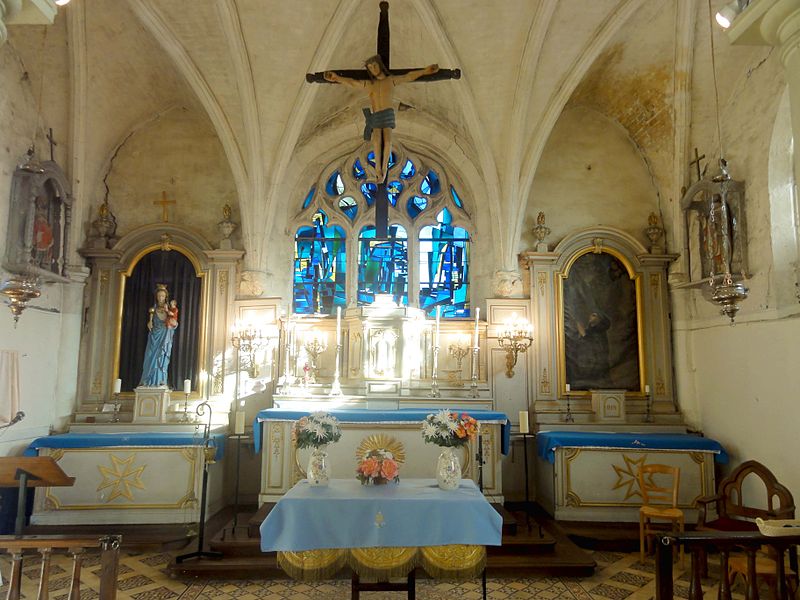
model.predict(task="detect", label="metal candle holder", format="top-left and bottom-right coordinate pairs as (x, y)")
top-left (643, 391), bottom-right (654, 423)
top-left (111, 394), bottom-right (121, 423)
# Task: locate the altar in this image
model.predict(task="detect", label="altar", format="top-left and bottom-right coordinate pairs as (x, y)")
top-left (256, 408), bottom-right (510, 503)
top-left (534, 431), bottom-right (728, 522)
top-left (24, 432), bottom-right (226, 526)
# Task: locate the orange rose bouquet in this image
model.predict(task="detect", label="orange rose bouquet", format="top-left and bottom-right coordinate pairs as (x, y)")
top-left (356, 448), bottom-right (400, 485)
top-left (421, 410), bottom-right (479, 448)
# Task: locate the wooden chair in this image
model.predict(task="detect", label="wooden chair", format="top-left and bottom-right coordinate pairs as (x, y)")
top-left (638, 464), bottom-right (684, 563)
top-left (696, 460), bottom-right (796, 578)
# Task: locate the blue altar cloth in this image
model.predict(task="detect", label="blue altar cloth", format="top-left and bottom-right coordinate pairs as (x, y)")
top-left (254, 408), bottom-right (511, 455)
top-left (536, 431), bottom-right (728, 464)
top-left (24, 432), bottom-right (226, 461)
top-left (260, 478), bottom-right (503, 552)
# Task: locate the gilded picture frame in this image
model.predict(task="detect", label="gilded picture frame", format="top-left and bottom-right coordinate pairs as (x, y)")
top-left (556, 248), bottom-right (645, 394)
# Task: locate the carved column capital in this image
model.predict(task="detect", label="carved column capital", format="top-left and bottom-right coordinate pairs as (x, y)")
top-left (0, 0), bottom-right (22, 45)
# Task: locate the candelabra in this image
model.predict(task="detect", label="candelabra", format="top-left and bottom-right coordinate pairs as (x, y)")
top-left (303, 332), bottom-right (328, 382)
top-left (496, 314), bottom-right (533, 378)
top-left (231, 323), bottom-right (266, 379)
top-left (448, 335), bottom-right (471, 376)
top-left (277, 318), bottom-right (295, 395)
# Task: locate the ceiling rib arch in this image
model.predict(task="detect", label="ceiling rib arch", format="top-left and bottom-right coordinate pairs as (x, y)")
top-left (510, 0), bottom-right (646, 266)
top-left (409, 0), bottom-right (506, 267)
top-left (126, 0), bottom-right (248, 209)
top-left (259, 0), bottom-right (362, 267)
top-left (217, 0), bottom-right (264, 269)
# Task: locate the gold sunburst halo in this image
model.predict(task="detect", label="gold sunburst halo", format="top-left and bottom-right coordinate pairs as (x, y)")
top-left (356, 434), bottom-right (405, 464)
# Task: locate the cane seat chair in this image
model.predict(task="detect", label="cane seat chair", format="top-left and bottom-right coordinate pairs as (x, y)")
top-left (638, 464), bottom-right (684, 563)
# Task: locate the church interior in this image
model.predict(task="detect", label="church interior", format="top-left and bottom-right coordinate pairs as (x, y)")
top-left (1, 0), bottom-right (800, 597)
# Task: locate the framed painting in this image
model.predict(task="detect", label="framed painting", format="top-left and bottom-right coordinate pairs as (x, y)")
top-left (557, 249), bottom-right (644, 393)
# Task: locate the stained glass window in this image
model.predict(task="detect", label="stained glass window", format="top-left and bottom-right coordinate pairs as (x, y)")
top-left (302, 186), bottom-right (315, 210)
top-left (293, 210), bottom-right (346, 314)
top-left (358, 224), bottom-right (408, 306)
top-left (419, 208), bottom-right (470, 317)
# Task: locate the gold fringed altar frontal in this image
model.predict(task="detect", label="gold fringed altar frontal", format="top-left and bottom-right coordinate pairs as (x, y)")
top-left (277, 545), bottom-right (486, 581)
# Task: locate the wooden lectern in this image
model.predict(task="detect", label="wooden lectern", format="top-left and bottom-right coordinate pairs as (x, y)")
top-left (0, 457), bottom-right (75, 535)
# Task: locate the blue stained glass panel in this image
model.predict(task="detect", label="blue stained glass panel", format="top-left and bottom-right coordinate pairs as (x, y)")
top-left (338, 196), bottom-right (358, 220)
top-left (450, 185), bottom-right (464, 209)
top-left (387, 180), bottom-right (403, 206)
top-left (353, 159), bottom-right (366, 180)
top-left (419, 219), bottom-right (470, 317)
top-left (400, 159), bottom-right (416, 179)
top-left (325, 171), bottom-right (345, 196)
top-left (421, 170), bottom-right (441, 195)
top-left (293, 210), bottom-right (346, 315)
top-left (407, 196), bottom-right (428, 219)
top-left (361, 182), bottom-right (377, 207)
top-left (358, 225), bottom-right (408, 306)
top-left (302, 186), bottom-right (315, 210)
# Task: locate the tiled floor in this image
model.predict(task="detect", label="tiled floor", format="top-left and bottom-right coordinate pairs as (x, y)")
top-left (0, 549), bottom-right (747, 599)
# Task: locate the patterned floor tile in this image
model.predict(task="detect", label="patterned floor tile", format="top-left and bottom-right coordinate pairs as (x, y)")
top-left (131, 586), bottom-right (179, 600)
top-left (591, 583), bottom-right (634, 599)
top-left (610, 571), bottom-right (652, 587)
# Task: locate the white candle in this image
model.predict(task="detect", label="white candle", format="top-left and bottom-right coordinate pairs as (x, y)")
top-left (234, 411), bottom-right (246, 435)
top-left (519, 410), bottom-right (529, 434)
top-left (113, 379), bottom-right (121, 394)
top-left (435, 306), bottom-right (441, 346)
top-left (473, 307), bottom-right (480, 349)
top-left (645, 384), bottom-right (650, 394)
top-left (565, 383), bottom-right (571, 392)
top-left (336, 306), bottom-right (342, 346)
top-left (183, 379), bottom-right (191, 394)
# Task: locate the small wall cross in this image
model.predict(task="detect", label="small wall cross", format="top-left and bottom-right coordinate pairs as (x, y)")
top-left (153, 191), bottom-right (176, 223)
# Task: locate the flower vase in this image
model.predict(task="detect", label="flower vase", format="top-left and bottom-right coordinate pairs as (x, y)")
top-left (436, 446), bottom-right (461, 490)
top-left (307, 446), bottom-right (330, 486)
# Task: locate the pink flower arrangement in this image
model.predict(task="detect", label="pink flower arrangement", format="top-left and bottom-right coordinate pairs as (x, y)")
top-left (356, 449), bottom-right (400, 485)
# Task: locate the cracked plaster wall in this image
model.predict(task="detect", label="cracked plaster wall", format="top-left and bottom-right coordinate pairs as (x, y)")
top-left (0, 28), bottom-right (79, 456)
top-left (100, 106), bottom-right (239, 245)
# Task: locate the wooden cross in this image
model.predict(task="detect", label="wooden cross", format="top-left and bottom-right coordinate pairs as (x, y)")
top-left (46, 128), bottom-right (57, 162)
top-left (153, 191), bottom-right (176, 223)
top-left (306, 1), bottom-right (461, 238)
top-left (689, 147), bottom-right (706, 183)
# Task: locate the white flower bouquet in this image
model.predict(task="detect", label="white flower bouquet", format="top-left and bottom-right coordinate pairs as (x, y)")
top-left (293, 412), bottom-right (342, 449)
top-left (421, 409), bottom-right (479, 448)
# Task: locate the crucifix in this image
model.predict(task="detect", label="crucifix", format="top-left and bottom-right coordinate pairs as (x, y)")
top-left (153, 191), bottom-right (176, 223)
top-left (307, 1), bottom-right (461, 237)
top-left (689, 147), bottom-right (706, 183)
top-left (46, 128), bottom-right (57, 162)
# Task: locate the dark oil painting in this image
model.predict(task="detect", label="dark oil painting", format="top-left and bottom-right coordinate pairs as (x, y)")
top-left (563, 252), bottom-right (640, 391)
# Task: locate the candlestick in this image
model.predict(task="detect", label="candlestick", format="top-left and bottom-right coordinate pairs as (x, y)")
top-left (183, 379), bottom-right (191, 394)
top-left (519, 410), bottom-right (529, 434)
top-left (330, 307), bottom-right (343, 396)
top-left (336, 306), bottom-right (341, 346)
top-left (473, 307), bottom-right (480, 348)
top-left (113, 378), bottom-right (121, 394)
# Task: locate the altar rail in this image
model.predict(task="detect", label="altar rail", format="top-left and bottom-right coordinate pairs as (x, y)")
top-left (0, 534), bottom-right (121, 600)
top-left (655, 530), bottom-right (800, 600)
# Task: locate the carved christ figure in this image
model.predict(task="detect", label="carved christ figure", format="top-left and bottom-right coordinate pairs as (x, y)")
top-left (325, 55), bottom-right (438, 182)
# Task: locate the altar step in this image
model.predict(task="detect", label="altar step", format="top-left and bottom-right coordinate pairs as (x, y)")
top-left (167, 503), bottom-right (596, 579)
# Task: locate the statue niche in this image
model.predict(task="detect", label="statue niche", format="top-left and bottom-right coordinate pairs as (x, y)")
top-left (117, 249), bottom-right (201, 392)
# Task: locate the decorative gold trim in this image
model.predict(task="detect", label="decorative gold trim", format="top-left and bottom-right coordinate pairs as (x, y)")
top-left (218, 270), bottom-right (228, 296)
top-left (540, 368), bottom-right (551, 395)
top-left (556, 246), bottom-right (647, 397)
top-left (561, 446), bottom-right (712, 508)
top-left (355, 434), bottom-right (405, 463)
top-left (42, 447), bottom-right (200, 511)
top-left (537, 272), bottom-right (547, 297)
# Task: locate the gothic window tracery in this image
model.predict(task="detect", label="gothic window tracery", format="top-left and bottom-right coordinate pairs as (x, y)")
top-left (292, 144), bottom-right (472, 316)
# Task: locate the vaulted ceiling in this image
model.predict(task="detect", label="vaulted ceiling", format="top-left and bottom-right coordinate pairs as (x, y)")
top-left (9, 0), bottom-right (764, 273)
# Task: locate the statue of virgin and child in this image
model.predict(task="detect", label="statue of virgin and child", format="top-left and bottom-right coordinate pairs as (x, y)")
top-left (139, 284), bottom-right (179, 387)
